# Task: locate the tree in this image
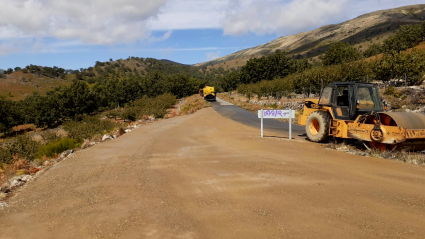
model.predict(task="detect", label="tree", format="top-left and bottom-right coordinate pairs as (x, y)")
top-left (372, 50), bottom-right (425, 85)
top-left (57, 80), bottom-right (96, 120)
top-left (14, 67), bottom-right (21, 72)
top-left (0, 97), bottom-right (20, 134)
top-left (322, 42), bottom-right (362, 66)
top-left (363, 43), bottom-right (383, 58)
top-left (383, 23), bottom-right (424, 53)
top-left (235, 50), bottom-right (311, 85)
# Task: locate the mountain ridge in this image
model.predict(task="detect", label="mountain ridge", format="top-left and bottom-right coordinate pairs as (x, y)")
top-left (196, 4), bottom-right (425, 67)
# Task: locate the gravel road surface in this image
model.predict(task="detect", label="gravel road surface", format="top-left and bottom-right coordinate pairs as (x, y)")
top-left (1, 107), bottom-right (425, 239)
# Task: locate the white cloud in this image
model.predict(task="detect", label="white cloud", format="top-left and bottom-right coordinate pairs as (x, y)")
top-left (0, 0), bottom-right (424, 57)
top-left (0, 0), bottom-right (168, 44)
top-left (147, 30), bottom-right (173, 43)
top-left (124, 47), bottom-right (241, 52)
top-left (205, 51), bottom-right (221, 61)
top-left (0, 37), bottom-right (89, 55)
top-left (222, 0), bottom-right (349, 36)
top-left (149, 0), bottom-right (231, 30)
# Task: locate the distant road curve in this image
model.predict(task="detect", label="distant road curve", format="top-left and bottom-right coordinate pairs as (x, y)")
top-left (210, 98), bottom-right (305, 138)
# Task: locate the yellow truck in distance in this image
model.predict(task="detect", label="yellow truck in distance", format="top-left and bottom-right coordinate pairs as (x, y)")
top-left (199, 86), bottom-right (216, 101)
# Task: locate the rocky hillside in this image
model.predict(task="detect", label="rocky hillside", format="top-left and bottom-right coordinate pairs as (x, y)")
top-left (197, 4), bottom-right (425, 67)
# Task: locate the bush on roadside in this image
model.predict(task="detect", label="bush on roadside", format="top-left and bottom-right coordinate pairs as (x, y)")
top-left (38, 138), bottom-right (78, 158)
top-left (63, 116), bottom-right (120, 143)
top-left (6, 135), bottom-right (41, 161)
top-left (120, 107), bottom-right (139, 122)
top-left (104, 108), bottom-right (123, 120)
top-left (132, 93), bottom-right (176, 118)
top-left (0, 134), bottom-right (44, 164)
top-left (383, 86), bottom-right (400, 97)
top-left (0, 146), bottom-right (12, 164)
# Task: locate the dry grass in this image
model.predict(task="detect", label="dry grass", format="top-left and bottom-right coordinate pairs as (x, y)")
top-left (0, 72), bottom-right (74, 101)
top-left (203, 57), bottom-right (250, 71)
top-left (179, 94), bottom-right (211, 115)
top-left (327, 141), bottom-right (425, 165)
top-left (0, 155), bottom-right (41, 187)
top-left (381, 87), bottom-right (425, 112)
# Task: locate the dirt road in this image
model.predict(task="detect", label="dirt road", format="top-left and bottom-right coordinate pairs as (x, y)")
top-left (1, 107), bottom-right (425, 239)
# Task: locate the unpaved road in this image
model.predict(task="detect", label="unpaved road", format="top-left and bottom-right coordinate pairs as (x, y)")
top-left (1, 107), bottom-right (425, 239)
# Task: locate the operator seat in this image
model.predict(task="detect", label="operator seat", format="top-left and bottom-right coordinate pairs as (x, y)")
top-left (337, 90), bottom-right (349, 106)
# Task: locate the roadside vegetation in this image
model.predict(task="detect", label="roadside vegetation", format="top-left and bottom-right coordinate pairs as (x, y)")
top-left (381, 87), bottom-right (425, 112)
top-left (220, 21), bottom-right (425, 97)
top-left (328, 141), bottom-right (425, 165)
top-left (179, 95), bottom-right (211, 115)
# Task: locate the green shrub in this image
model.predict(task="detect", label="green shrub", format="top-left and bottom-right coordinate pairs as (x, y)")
top-left (120, 107), bottom-right (138, 121)
top-left (104, 108), bottom-right (123, 120)
top-left (38, 138), bottom-right (78, 158)
top-left (132, 93), bottom-right (176, 118)
top-left (63, 116), bottom-right (120, 143)
top-left (6, 135), bottom-right (41, 161)
top-left (0, 146), bottom-right (12, 164)
top-left (384, 86), bottom-right (400, 97)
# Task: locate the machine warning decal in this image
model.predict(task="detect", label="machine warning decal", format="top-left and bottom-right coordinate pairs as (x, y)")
top-left (348, 128), bottom-right (369, 134)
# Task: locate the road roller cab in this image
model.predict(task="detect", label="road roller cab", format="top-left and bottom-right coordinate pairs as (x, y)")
top-left (299, 82), bottom-right (425, 151)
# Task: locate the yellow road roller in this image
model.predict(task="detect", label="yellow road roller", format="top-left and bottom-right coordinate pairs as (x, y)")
top-left (199, 86), bottom-right (216, 101)
top-left (298, 82), bottom-right (425, 151)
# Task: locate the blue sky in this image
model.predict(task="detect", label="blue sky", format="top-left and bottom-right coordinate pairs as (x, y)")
top-left (0, 0), bottom-right (424, 70)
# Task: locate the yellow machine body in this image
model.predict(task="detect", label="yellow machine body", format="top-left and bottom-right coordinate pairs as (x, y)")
top-left (199, 86), bottom-right (216, 101)
top-left (298, 83), bottom-right (425, 151)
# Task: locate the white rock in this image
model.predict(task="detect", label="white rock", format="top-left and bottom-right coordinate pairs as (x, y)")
top-left (89, 142), bottom-right (96, 146)
top-left (102, 134), bottom-right (112, 141)
top-left (21, 175), bottom-right (32, 182)
top-left (10, 180), bottom-right (24, 188)
top-left (60, 150), bottom-right (74, 159)
top-left (125, 129), bottom-right (132, 133)
top-left (405, 109), bottom-right (411, 112)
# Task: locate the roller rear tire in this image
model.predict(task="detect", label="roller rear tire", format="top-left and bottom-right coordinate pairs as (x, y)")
top-left (305, 111), bottom-right (331, 143)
